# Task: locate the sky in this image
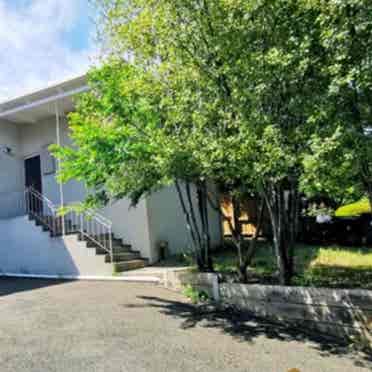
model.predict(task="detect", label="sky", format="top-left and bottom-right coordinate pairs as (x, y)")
top-left (0, 0), bottom-right (96, 102)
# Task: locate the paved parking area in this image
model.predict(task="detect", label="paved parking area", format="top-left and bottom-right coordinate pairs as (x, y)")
top-left (0, 278), bottom-right (370, 372)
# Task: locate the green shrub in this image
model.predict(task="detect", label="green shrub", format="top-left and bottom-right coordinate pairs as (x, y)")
top-left (335, 198), bottom-right (371, 217)
top-left (182, 285), bottom-right (209, 304)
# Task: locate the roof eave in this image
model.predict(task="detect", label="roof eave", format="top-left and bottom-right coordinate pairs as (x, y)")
top-left (0, 75), bottom-right (89, 119)
top-left (0, 85), bottom-right (89, 119)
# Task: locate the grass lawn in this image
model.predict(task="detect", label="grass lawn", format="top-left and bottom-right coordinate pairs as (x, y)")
top-left (213, 242), bottom-right (372, 289)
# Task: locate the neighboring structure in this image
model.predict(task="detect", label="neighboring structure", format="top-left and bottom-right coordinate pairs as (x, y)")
top-left (0, 76), bottom-right (222, 278)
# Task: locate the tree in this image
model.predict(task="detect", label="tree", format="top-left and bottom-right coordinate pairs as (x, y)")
top-left (52, 62), bottom-right (216, 271)
top-left (55, 0), bottom-right (332, 284)
top-left (300, 0), bottom-right (372, 210)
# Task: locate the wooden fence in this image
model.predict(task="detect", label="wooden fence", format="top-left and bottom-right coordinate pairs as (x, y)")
top-left (220, 195), bottom-right (271, 237)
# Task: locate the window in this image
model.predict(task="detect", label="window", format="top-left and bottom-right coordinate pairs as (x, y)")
top-left (41, 144), bottom-right (56, 175)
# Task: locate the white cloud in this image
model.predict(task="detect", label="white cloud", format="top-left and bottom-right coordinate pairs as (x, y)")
top-left (0, 0), bottom-right (96, 102)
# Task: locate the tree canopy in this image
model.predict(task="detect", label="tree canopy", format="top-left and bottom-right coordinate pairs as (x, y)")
top-left (301, 0), bottom-right (372, 207)
top-left (53, 0), bottom-right (372, 283)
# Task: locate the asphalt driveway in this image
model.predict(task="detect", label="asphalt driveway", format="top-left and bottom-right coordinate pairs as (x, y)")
top-left (0, 278), bottom-right (370, 372)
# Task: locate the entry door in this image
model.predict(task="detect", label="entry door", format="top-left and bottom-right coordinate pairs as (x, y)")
top-left (25, 156), bottom-right (42, 214)
top-left (25, 156), bottom-right (42, 193)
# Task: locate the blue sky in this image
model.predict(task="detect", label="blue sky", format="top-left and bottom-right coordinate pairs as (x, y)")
top-left (0, 0), bottom-right (96, 101)
top-left (63, 1), bottom-right (94, 51)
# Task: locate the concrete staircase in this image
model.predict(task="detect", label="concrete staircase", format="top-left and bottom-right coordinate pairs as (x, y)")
top-left (86, 234), bottom-right (148, 272)
top-left (29, 213), bottom-right (148, 273)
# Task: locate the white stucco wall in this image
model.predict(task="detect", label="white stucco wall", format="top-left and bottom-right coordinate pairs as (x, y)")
top-left (15, 116), bottom-right (154, 262)
top-left (0, 216), bottom-right (113, 276)
top-left (18, 116), bottom-right (86, 206)
top-left (0, 120), bottom-right (25, 218)
top-left (102, 199), bottom-right (153, 262)
top-left (146, 184), bottom-right (223, 261)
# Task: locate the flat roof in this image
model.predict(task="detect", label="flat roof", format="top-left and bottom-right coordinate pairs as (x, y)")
top-left (0, 75), bottom-right (89, 124)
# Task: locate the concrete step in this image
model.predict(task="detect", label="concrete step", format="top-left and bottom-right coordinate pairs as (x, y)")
top-left (34, 216), bottom-right (76, 235)
top-left (95, 245), bottom-right (134, 255)
top-left (89, 233), bottom-right (116, 241)
top-left (85, 239), bottom-right (126, 248)
top-left (80, 233), bottom-right (123, 243)
top-left (48, 228), bottom-right (79, 236)
top-left (113, 259), bottom-right (147, 272)
top-left (105, 252), bottom-right (141, 263)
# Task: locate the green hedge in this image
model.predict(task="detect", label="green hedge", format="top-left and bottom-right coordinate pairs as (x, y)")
top-left (335, 198), bottom-right (371, 217)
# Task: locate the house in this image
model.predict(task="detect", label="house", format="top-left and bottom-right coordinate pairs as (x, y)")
top-left (0, 75), bottom-right (222, 278)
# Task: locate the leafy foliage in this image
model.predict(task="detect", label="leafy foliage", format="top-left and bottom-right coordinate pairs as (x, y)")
top-left (306, 204), bottom-right (335, 218)
top-left (182, 284), bottom-right (209, 304)
top-left (51, 62), bottom-right (165, 207)
top-left (300, 0), bottom-right (372, 207)
top-left (93, 0), bottom-right (325, 194)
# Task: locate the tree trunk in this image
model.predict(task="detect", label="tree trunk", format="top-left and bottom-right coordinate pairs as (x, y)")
top-left (175, 180), bottom-right (202, 268)
top-left (186, 182), bottom-right (203, 254)
top-left (287, 180), bottom-right (299, 278)
top-left (263, 182), bottom-right (298, 286)
top-left (174, 180), bottom-right (214, 272)
top-left (238, 197), bottom-right (265, 283)
top-left (206, 190), bottom-right (246, 272)
top-left (232, 196), bottom-right (244, 269)
top-left (197, 181), bottom-right (213, 271)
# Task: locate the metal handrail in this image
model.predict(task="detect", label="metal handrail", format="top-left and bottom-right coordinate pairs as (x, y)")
top-left (24, 187), bottom-right (113, 263)
top-left (25, 187), bottom-right (58, 234)
top-left (27, 186), bottom-right (55, 208)
top-left (84, 208), bottom-right (112, 227)
top-left (78, 209), bottom-right (113, 263)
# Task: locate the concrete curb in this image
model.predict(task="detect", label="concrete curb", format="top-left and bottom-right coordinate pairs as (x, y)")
top-left (1, 273), bottom-right (161, 283)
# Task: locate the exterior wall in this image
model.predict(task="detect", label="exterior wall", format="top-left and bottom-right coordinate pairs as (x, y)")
top-left (17, 116), bottom-right (154, 262)
top-left (19, 116), bottom-right (86, 205)
top-left (0, 120), bottom-right (24, 218)
top-left (0, 216), bottom-right (113, 276)
top-left (102, 199), bottom-right (153, 262)
top-left (146, 184), bottom-right (223, 261)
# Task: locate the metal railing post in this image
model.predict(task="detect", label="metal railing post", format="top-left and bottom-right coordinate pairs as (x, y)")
top-left (55, 102), bottom-right (65, 236)
top-left (80, 213), bottom-right (84, 239)
top-left (109, 226), bottom-right (113, 265)
top-left (24, 189), bottom-right (28, 215)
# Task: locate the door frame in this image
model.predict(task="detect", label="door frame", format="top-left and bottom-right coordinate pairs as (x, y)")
top-left (24, 153), bottom-right (43, 193)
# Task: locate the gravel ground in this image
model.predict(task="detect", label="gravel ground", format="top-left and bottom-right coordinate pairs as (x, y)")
top-left (0, 278), bottom-right (370, 372)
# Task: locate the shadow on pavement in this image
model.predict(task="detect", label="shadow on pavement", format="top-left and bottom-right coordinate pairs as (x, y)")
top-left (0, 277), bottom-right (70, 297)
top-left (127, 295), bottom-right (372, 370)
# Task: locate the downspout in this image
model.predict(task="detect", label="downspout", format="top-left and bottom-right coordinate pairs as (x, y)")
top-left (55, 102), bottom-right (65, 236)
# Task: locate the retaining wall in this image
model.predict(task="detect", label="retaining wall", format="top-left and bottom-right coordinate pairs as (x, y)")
top-left (220, 283), bottom-right (372, 346)
top-left (164, 269), bottom-right (372, 346)
top-left (164, 268), bottom-right (219, 300)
